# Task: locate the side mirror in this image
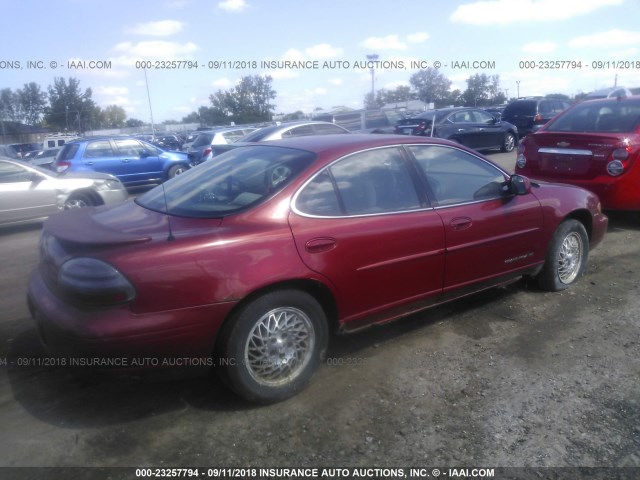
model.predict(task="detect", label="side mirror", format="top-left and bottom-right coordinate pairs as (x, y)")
top-left (509, 174), bottom-right (531, 195)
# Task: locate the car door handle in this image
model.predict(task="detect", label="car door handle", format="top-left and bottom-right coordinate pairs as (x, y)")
top-left (305, 237), bottom-right (337, 253)
top-left (84, 161), bottom-right (94, 165)
top-left (450, 217), bottom-right (473, 230)
top-left (457, 129), bottom-right (466, 132)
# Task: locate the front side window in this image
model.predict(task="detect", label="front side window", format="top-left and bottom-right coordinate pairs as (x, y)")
top-left (296, 147), bottom-right (421, 217)
top-left (409, 145), bottom-right (507, 206)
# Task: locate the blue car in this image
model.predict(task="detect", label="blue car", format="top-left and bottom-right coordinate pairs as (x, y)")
top-left (53, 136), bottom-right (190, 188)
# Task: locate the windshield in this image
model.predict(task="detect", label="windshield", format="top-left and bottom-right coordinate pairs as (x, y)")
top-left (545, 99), bottom-right (640, 133)
top-left (192, 133), bottom-right (214, 147)
top-left (136, 145), bottom-right (316, 218)
top-left (238, 125), bottom-right (280, 142)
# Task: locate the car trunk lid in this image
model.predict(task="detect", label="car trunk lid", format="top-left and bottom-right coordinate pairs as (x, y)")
top-left (527, 132), bottom-right (626, 179)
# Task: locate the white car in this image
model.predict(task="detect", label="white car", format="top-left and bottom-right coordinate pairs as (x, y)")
top-left (0, 157), bottom-right (128, 226)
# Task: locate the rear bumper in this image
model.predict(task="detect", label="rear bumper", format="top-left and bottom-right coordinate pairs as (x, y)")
top-left (27, 269), bottom-right (236, 367)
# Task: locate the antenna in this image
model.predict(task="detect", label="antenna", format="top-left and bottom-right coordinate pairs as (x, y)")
top-left (160, 182), bottom-right (175, 242)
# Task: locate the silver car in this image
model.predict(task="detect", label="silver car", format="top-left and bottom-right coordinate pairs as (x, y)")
top-left (0, 157), bottom-right (128, 226)
top-left (237, 121), bottom-right (350, 141)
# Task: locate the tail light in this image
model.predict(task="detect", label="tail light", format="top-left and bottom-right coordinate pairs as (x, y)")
top-left (203, 147), bottom-right (212, 157)
top-left (55, 161), bottom-right (71, 173)
top-left (58, 257), bottom-right (136, 306)
top-left (606, 147), bottom-right (632, 176)
top-left (533, 114), bottom-right (543, 123)
top-left (516, 141), bottom-right (527, 169)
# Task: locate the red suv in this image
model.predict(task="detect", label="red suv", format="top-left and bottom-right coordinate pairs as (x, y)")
top-left (516, 96), bottom-right (640, 211)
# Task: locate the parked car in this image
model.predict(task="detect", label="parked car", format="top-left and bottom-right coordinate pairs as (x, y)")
top-left (502, 97), bottom-right (571, 137)
top-left (313, 109), bottom-right (403, 133)
top-left (187, 127), bottom-right (256, 165)
top-left (484, 106), bottom-right (506, 121)
top-left (515, 96), bottom-right (640, 211)
top-left (583, 86), bottom-right (632, 100)
top-left (0, 145), bottom-right (21, 159)
top-left (152, 134), bottom-right (184, 151)
top-left (53, 136), bottom-right (190, 188)
top-left (28, 147), bottom-right (62, 169)
top-left (0, 157), bottom-right (127, 226)
top-left (27, 134), bottom-right (607, 402)
top-left (395, 107), bottom-right (518, 152)
top-left (237, 121), bottom-right (350, 142)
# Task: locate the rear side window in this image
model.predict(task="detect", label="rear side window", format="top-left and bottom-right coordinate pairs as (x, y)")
top-left (296, 147), bottom-right (421, 216)
top-left (84, 140), bottom-right (115, 159)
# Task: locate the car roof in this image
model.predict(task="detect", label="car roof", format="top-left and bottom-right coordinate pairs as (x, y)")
top-left (248, 133), bottom-right (467, 160)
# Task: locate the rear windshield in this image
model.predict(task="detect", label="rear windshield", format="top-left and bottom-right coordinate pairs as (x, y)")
top-left (136, 145), bottom-right (315, 218)
top-left (545, 99), bottom-right (640, 133)
top-left (57, 143), bottom-right (80, 161)
top-left (239, 125), bottom-right (281, 142)
top-left (503, 101), bottom-right (536, 116)
top-left (192, 133), bottom-right (214, 147)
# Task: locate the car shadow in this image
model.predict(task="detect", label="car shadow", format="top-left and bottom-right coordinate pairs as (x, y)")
top-left (7, 281), bottom-right (527, 427)
top-left (605, 210), bottom-right (640, 231)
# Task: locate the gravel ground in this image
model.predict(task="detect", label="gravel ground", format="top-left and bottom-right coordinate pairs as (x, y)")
top-left (0, 151), bottom-right (638, 479)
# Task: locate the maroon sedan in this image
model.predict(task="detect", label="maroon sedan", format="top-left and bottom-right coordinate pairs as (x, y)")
top-left (516, 96), bottom-right (640, 211)
top-left (27, 135), bottom-right (607, 402)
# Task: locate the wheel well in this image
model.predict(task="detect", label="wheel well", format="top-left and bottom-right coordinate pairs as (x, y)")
top-left (68, 188), bottom-right (103, 206)
top-left (220, 279), bottom-right (339, 336)
top-left (565, 209), bottom-right (593, 239)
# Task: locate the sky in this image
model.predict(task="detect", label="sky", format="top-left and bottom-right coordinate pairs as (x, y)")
top-left (2, 0), bottom-right (640, 124)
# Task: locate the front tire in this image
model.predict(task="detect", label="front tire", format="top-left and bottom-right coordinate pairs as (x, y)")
top-left (536, 219), bottom-right (589, 291)
top-left (501, 132), bottom-right (516, 152)
top-left (217, 290), bottom-right (328, 403)
top-left (64, 193), bottom-right (95, 209)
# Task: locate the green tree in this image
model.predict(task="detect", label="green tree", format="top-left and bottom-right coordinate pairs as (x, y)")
top-left (126, 118), bottom-right (144, 128)
top-left (18, 82), bottom-right (47, 125)
top-left (462, 74), bottom-right (505, 107)
top-left (101, 105), bottom-right (127, 128)
top-left (0, 88), bottom-right (23, 123)
top-left (45, 77), bottom-right (98, 132)
top-left (209, 75), bottom-right (276, 124)
top-left (409, 68), bottom-right (452, 106)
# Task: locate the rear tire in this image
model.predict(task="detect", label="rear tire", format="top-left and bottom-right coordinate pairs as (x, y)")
top-left (216, 290), bottom-right (328, 403)
top-left (536, 219), bottom-right (589, 291)
top-left (168, 164), bottom-right (187, 179)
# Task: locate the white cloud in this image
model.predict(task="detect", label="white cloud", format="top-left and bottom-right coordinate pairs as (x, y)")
top-left (328, 78), bottom-right (343, 86)
top-left (450, 0), bottom-right (622, 26)
top-left (211, 78), bottom-right (233, 88)
top-left (569, 29), bottom-right (640, 48)
top-left (95, 86), bottom-right (129, 96)
top-left (268, 70), bottom-right (300, 80)
top-left (305, 44), bottom-right (343, 59)
top-left (218, 0), bottom-right (248, 12)
top-left (406, 32), bottom-right (429, 44)
top-left (360, 35), bottom-right (407, 51)
top-left (522, 41), bottom-right (556, 53)
top-left (112, 41), bottom-right (199, 63)
top-left (280, 49), bottom-right (307, 62)
top-left (127, 20), bottom-right (184, 36)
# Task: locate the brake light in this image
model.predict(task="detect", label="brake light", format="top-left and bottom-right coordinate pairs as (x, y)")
top-left (516, 142), bottom-right (526, 169)
top-left (606, 146), bottom-right (633, 176)
top-left (55, 161), bottom-right (71, 173)
top-left (203, 147), bottom-right (212, 157)
top-left (533, 114), bottom-right (543, 123)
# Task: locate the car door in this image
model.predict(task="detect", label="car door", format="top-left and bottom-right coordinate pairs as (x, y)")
top-left (289, 146), bottom-right (445, 328)
top-left (81, 139), bottom-right (121, 175)
top-left (470, 109), bottom-right (504, 149)
top-left (113, 139), bottom-right (163, 184)
top-left (407, 144), bottom-right (544, 294)
top-left (0, 160), bottom-right (56, 224)
top-left (445, 111), bottom-right (478, 147)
